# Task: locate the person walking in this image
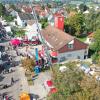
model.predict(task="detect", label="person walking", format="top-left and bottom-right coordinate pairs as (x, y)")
top-left (11, 77), bottom-right (14, 85)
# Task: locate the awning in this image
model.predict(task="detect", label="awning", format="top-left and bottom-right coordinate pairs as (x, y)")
top-left (50, 51), bottom-right (58, 57)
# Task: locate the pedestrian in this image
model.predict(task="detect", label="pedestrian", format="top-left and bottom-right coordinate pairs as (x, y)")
top-left (5, 95), bottom-right (8, 100)
top-left (11, 77), bottom-right (14, 85)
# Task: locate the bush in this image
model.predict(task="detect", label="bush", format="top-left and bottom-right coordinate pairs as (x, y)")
top-left (21, 58), bottom-right (35, 72)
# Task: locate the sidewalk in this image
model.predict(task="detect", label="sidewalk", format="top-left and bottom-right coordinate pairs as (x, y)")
top-left (18, 67), bottom-right (30, 93)
top-left (29, 71), bottom-right (51, 100)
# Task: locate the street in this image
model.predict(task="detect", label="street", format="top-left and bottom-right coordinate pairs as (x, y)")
top-left (0, 42), bottom-right (29, 100)
top-left (0, 41), bottom-right (51, 100)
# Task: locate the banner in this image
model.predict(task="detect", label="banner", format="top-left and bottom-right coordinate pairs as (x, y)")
top-left (35, 48), bottom-right (38, 61)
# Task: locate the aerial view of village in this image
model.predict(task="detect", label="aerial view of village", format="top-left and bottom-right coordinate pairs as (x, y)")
top-left (0, 0), bottom-right (100, 100)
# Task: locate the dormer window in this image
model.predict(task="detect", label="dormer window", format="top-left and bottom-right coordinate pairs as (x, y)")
top-left (67, 44), bottom-right (73, 49)
top-left (67, 40), bottom-right (74, 49)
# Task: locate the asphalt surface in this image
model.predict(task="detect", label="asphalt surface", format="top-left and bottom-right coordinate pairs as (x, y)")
top-left (0, 42), bottom-right (27, 100)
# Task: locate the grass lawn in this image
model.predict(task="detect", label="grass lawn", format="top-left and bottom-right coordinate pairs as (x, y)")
top-left (77, 36), bottom-right (87, 42)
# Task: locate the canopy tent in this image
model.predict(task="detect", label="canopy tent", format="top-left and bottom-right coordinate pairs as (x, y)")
top-left (10, 39), bottom-right (21, 46)
top-left (20, 92), bottom-right (30, 100)
top-left (50, 51), bottom-right (58, 58)
top-left (48, 88), bottom-right (57, 95)
top-left (46, 80), bottom-right (53, 87)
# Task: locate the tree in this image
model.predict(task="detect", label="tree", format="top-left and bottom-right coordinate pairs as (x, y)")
top-left (42, 5), bottom-right (45, 10)
top-left (64, 13), bottom-right (86, 36)
top-left (48, 62), bottom-right (100, 100)
top-left (11, 27), bottom-right (25, 37)
top-left (39, 18), bottom-right (48, 29)
top-left (15, 30), bottom-right (25, 37)
top-left (21, 58), bottom-right (35, 72)
top-left (10, 4), bottom-right (16, 10)
top-left (85, 10), bottom-right (100, 32)
top-left (0, 3), bottom-right (6, 16)
top-left (0, 3), bottom-right (14, 22)
top-left (10, 4), bottom-right (21, 12)
top-left (47, 3), bottom-right (51, 8)
top-left (91, 29), bottom-right (100, 63)
top-left (48, 62), bottom-right (83, 100)
top-left (4, 15), bottom-right (14, 22)
top-left (79, 4), bottom-right (88, 12)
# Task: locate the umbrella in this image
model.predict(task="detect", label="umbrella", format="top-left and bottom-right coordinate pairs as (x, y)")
top-left (20, 92), bottom-right (30, 100)
top-left (10, 39), bottom-right (21, 46)
top-left (48, 88), bottom-right (57, 95)
top-left (50, 51), bottom-right (58, 57)
top-left (46, 80), bottom-right (53, 87)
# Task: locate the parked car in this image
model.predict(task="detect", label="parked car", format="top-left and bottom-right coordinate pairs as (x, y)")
top-left (80, 64), bottom-right (90, 74)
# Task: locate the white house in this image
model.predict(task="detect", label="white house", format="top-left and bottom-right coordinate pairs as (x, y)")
top-left (16, 12), bottom-right (35, 27)
top-left (25, 22), bottom-right (42, 41)
top-left (41, 25), bottom-right (88, 63)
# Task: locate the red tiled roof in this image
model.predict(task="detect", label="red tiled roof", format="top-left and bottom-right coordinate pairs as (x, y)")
top-left (41, 25), bottom-right (74, 51)
top-left (88, 32), bottom-right (94, 38)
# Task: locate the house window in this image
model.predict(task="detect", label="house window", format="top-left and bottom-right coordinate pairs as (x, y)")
top-left (77, 56), bottom-right (80, 59)
top-left (67, 54), bottom-right (72, 57)
top-left (67, 44), bottom-right (73, 49)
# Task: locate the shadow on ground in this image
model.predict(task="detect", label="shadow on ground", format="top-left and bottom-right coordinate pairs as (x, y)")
top-left (0, 75), bottom-right (5, 81)
top-left (30, 93), bottom-right (39, 100)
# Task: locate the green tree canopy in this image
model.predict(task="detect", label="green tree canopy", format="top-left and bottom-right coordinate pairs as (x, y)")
top-left (48, 62), bottom-right (100, 100)
top-left (79, 3), bottom-right (88, 12)
top-left (92, 29), bottom-right (100, 52)
top-left (21, 58), bottom-right (35, 72)
top-left (4, 15), bottom-right (14, 22)
top-left (15, 30), bottom-right (25, 37)
top-left (0, 3), bottom-right (6, 16)
top-left (39, 18), bottom-right (48, 29)
top-left (85, 10), bottom-right (100, 32)
top-left (11, 27), bottom-right (25, 37)
top-left (64, 13), bottom-right (86, 36)
top-left (91, 29), bottom-right (100, 62)
top-left (0, 3), bottom-right (14, 22)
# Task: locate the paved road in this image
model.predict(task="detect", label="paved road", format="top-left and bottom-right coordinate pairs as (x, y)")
top-left (0, 42), bottom-right (52, 100)
top-left (0, 43), bottom-right (29, 100)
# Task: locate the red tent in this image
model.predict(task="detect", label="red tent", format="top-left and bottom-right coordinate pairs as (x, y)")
top-left (46, 80), bottom-right (53, 87)
top-left (48, 88), bottom-right (57, 95)
top-left (50, 51), bottom-right (58, 57)
top-left (10, 39), bottom-right (21, 46)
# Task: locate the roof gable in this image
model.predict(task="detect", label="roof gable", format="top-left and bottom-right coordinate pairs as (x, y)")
top-left (58, 38), bottom-right (88, 53)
